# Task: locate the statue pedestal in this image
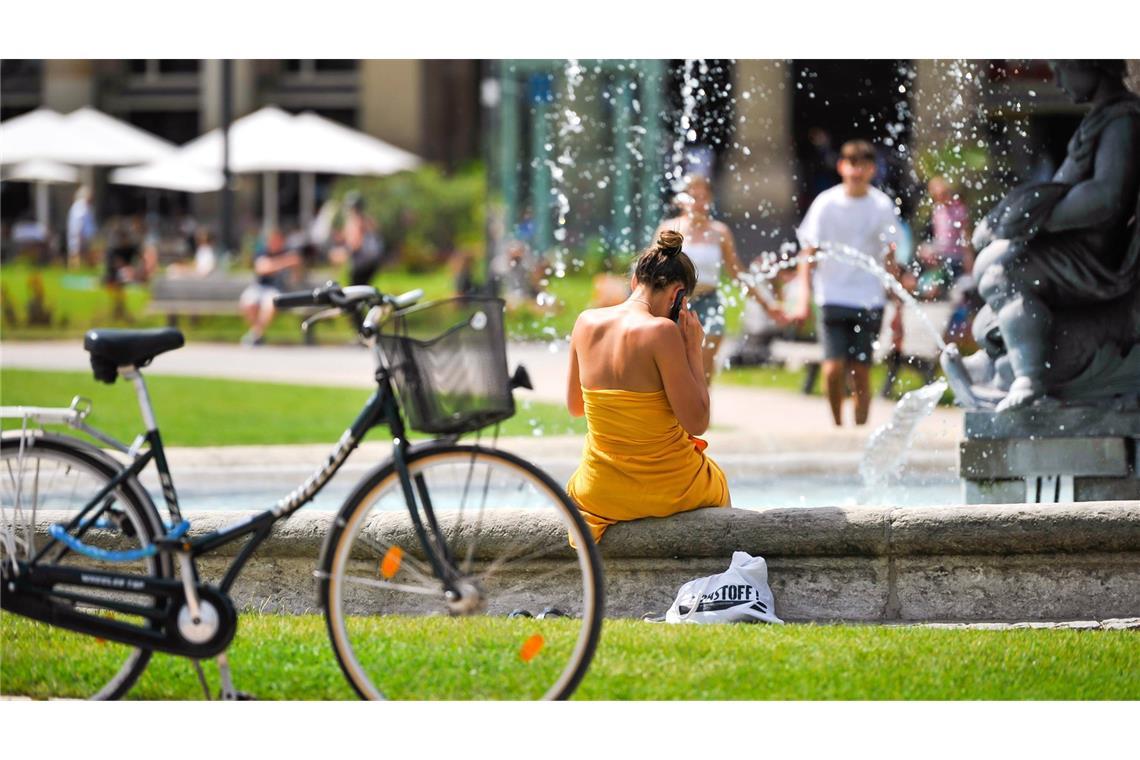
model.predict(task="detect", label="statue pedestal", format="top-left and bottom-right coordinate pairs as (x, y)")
top-left (960, 399), bottom-right (1140, 503)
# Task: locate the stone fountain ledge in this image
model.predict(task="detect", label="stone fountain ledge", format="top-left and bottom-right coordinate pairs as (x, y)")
top-left (101, 500), bottom-right (1139, 623)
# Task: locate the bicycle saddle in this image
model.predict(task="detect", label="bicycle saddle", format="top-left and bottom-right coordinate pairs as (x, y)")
top-left (84, 328), bottom-right (185, 383)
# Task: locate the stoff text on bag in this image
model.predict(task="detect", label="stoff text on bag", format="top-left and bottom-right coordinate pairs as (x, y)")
top-left (665, 551), bottom-right (783, 624)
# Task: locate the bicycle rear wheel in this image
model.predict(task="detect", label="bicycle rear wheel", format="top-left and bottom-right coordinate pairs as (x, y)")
top-left (0, 433), bottom-right (167, 700)
top-left (320, 444), bottom-right (604, 700)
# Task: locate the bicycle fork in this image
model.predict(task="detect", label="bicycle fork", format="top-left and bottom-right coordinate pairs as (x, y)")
top-left (390, 439), bottom-right (466, 604)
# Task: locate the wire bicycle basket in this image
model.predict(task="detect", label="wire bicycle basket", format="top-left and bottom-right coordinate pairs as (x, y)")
top-left (378, 297), bottom-right (515, 435)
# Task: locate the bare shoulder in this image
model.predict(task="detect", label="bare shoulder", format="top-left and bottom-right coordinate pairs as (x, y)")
top-left (573, 306), bottom-right (619, 338)
top-left (638, 315), bottom-right (682, 346)
top-left (710, 219), bottom-right (733, 238)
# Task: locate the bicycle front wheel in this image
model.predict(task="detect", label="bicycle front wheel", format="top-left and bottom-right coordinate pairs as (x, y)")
top-left (0, 433), bottom-right (167, 700)
top-left (320, 444), bottom-right (604, 700)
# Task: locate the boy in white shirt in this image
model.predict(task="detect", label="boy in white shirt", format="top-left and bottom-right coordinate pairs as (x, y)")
top-left (788, 140), bottom-right (906, 426)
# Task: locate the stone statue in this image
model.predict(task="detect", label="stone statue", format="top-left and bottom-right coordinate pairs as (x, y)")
top-left (943, 60), bottom-right (1140, 411)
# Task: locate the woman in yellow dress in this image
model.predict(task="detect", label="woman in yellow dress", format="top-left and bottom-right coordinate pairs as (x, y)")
top-left (566, 230), bottom-right (730, 542)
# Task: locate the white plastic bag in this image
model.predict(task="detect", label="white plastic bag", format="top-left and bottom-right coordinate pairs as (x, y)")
top-left (665, 551), bottom-right (783, 624)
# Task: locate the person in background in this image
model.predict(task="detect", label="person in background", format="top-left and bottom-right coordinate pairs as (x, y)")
top-left (192, 228), bottom-right (217, 276)
top-left (239, 228), bottom-right (302, 346)
top-left (927, 176), bottom-right (974, 279)
top-left (330, 191), bottom-right (383, 287)
top-left (66, 185), bottom-right (96, 269)
top-left (656, 175), bottom-right (786, 381)
top-left (449, 248), bottom-right (479, 296)
top-left (788, 139), bottom-right (906, 427)
top-left (565, 230), bottom-right (729, 542)
top-left (908, 177), bottom-right (974, 301)
top-left (167, 228), bottom-right (217, 279)
top-left (102, 217), bottom-right (143, 322)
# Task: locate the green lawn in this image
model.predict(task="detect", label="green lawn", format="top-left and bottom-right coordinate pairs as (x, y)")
top-left (0, 263), bottom-right (456, 343)
top-left (0, 263), bottom-right (638, 343)
top-left (0, 369), bottom-right (584, 446)
top-left (2, 613), bottom-right (1135, 700)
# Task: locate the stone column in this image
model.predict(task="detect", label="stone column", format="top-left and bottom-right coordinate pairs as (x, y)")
top-left (529, 85), bottom-right (552, 254)
top-left (43, 60), bottom-right (97, 229)
top-left (42, 60), bottom-right (95, 112)
top-left (611, 75), bottom-right (635, 255)
top-left (720, 59), bottom-right (797, 252)
top-left (197, 60), bottom-right (256, 235)
top-left (360, 60), bottom-right (423, 153)
top-left (200, 59), bottom-right (255, 130)
top-left (497, 70), bottom-right (521, 237)
top-left (909, 59), bottom-right (986, 154)
top-left (637, 59), bottom-right (666, 249)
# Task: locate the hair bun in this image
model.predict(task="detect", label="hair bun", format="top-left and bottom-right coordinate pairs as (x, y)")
top-left (656, 230), bottom-right (684, 258)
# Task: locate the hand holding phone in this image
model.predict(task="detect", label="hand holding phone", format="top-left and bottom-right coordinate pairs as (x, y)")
top-left (669, 289), bottom-right (687, 322)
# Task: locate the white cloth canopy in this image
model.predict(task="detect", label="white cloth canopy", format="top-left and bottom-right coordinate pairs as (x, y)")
top-left (2, 159), bottom-right (81, 229)
top-left (4, 159), bottom-right (80, 184)
top-left (123, 106), bottom-right (423, 227)
top-left (174, 106), bottom-right (421, 175)
top-left (176, 106), bottom-right (301, 173)
top-left (110, 158), bottom-right (224, 193)
top-left (62, 107), bottom-right (176, 164)
top-left (0, 107), bottom-right (175, 166)
top-left (292, 111), bottom-right (421, 175)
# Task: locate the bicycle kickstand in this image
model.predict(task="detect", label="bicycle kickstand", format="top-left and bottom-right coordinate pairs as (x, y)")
top-left (216, 652), bottom-right (256, 701)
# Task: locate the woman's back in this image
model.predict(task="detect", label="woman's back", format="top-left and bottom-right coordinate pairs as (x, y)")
top-left (572, 304), bottom-right (668, 393)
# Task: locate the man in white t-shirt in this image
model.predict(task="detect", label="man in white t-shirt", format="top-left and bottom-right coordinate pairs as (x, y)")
top-left (788, 140), bottom-right (905, 426)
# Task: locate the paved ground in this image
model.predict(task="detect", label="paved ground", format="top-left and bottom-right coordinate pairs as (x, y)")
top-left (1, 338), bottom-right (964, 455)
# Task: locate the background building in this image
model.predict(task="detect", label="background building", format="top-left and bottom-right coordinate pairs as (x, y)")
top-left (4, 58), bottom-right (1137, 266)
top-left (0, 59), bottom-right (483, 235)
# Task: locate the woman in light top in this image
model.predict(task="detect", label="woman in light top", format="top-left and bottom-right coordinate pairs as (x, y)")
top-left (565, 230), bottom-right (730, 542)
top-left (656, 175), bottom-right (786, 379)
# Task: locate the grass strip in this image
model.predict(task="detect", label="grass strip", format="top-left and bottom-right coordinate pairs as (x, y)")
top-left (2, 613), bottom-right (1136, 700)
top-left (0, 369), bottom-right (585, 446)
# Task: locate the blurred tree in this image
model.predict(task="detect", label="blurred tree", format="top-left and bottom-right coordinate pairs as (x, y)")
top-left (333, 163), bottom-right (486, 273)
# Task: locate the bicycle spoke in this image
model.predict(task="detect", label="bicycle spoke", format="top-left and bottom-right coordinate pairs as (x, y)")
top-left (337, 573), bottom-right (441, 597)
top-left (353, 530), bottom-right (438, 588)
top-left (486, 561), bottom-right (583, 602)
top-left (461, 460), bottom-right (496, 575)
top-left (474, 537), bottom-right (563, 585)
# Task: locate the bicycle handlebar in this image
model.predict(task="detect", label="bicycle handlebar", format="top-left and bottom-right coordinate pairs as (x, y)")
top-left (275, 283), bottom-right (423, 312)
top-left (390, 288), bottom-right (424, 309)
top-left (274, 286), bottom-right (335, 309)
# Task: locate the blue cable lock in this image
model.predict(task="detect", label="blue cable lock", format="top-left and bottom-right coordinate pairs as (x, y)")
top-left (48, 520), bottom-right (190, 563)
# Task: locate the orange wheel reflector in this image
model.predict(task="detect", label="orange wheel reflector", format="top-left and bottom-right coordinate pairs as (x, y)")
top-left (520, 634), bottom-right (544, 663)
top-left (380, 546), bottom-right (404, 579)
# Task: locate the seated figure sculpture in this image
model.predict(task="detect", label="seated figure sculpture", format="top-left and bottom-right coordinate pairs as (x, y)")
top-left (943, 59), bottom-right (1140, 411)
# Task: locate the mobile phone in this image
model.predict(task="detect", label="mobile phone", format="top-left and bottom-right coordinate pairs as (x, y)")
top-left (669, 289), bottom-right (687, 322)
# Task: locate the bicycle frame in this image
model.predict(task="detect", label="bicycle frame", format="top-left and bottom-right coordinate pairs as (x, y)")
top-left (22, 353), bottom-right (465, 604)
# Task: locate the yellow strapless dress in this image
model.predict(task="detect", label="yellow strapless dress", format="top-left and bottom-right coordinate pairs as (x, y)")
top-left (566, 387), bottom-right (730, 542)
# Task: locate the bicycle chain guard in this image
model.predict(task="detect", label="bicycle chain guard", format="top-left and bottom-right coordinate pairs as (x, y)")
top-left (2, 561), bottom-right (238, 660)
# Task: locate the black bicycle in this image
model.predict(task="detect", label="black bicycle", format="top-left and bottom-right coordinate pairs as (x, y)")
top-left (0, 283), bottom-right (604, 700)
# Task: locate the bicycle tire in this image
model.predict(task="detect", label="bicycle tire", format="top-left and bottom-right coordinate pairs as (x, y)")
top-left (0, 432), bottom-right (169, 700)
top-left (319, 443), bottom-right (604, 700)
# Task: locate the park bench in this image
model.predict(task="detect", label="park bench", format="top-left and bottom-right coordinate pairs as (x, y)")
top-left (147, 274), bottom-right (323, 344)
